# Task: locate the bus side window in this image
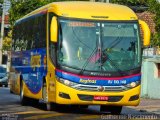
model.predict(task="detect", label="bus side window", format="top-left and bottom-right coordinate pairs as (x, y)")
top-left (49, 13), bottom-right (56, 65)
top-left (36, 14), bottom-right (47, 49)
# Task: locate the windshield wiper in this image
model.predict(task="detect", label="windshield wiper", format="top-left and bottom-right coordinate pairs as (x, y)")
top-left (79, 46), bottom-right (98, 75)
top-left (79, 47), bottom-right (126, 76)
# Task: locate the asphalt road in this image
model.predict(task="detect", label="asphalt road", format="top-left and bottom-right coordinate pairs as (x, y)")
top-left (0, 87), bottom-right (160, 120)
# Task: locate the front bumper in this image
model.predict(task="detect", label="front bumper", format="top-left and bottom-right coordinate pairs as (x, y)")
top-left (54, 81), bottom-right (140, 106)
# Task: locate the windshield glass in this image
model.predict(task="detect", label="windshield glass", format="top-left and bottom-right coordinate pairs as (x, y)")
top-left (57, 19), bottom-right (141, 73)
top-left (101, 22), bottom-right (141, 71)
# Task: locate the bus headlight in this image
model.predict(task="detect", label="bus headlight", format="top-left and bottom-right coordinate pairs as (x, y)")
top-left (56, 77), bottom-right (77, 87)
top-left (125, 81), bottom-right (140, 88)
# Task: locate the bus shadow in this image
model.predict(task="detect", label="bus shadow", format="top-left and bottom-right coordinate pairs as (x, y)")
top-left (0, 101), bottom-right (159, 120)
top-left (31, 102), bottom-right (160, 116)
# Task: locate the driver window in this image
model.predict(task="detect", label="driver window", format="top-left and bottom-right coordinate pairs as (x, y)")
top-left (49, 42), bottom-right (56, 65)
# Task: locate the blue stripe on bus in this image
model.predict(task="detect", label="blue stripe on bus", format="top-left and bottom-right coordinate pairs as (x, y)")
top-left (56, 70), bottom-right (141, 86)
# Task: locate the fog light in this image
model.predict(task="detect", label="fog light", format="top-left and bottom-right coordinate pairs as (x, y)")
top-left (129, 94), bottom-right (139, 101)
top-left (59, 92), bottom-right (70, 99)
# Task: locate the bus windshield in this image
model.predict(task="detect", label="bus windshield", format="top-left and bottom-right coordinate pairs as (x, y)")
top-left (57, 19), bottom-right (141, 74)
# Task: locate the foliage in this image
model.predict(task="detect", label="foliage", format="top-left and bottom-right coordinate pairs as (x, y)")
top-left (2, 30), bottom-right (12, 52)
top-left (146, 0), bottom-right (160, 47)
top-left (110, 0), bottom-right (146, 6)
top-left (9, 0), bottom-right (50, 26)
top-left (150, 33), bottom-right (160, 47)
top-left (9, 0), bottom-right (88, 27)
top-left (0, 0), bottom-right (4, 16)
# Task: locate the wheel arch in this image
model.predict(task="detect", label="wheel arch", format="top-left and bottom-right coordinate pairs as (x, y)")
top-left (43, 76), bottom-right (46, 84)
top-left (19, 74), bottom-right (23, 95)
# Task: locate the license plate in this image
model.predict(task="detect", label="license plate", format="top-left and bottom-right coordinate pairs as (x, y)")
top-left (94, 96), bottom-right (109, 101)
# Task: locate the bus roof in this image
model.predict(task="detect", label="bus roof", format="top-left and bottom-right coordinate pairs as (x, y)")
top-left (19, 1), bottom-right (138, 22)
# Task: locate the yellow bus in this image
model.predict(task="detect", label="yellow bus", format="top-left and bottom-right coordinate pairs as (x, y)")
top-left (10, 1), bottom-right (150, 114)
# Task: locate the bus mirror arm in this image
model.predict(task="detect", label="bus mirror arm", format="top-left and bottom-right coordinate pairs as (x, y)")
top-left (50, 16), bottom-right (58, 43)
top-left (138, 20), bottom-right (151, 47)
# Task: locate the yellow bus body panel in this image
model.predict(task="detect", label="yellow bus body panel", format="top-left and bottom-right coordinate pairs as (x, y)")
top-left (21, 2), bottom-right (138, 21)
top-left (23, 80), bottom-right (42, 100)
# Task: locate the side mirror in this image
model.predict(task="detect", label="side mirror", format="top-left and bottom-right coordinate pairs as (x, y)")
top-left (138, 20), bottom-right (151, 46)
top-left (50, 16), bottom-right (58, 43)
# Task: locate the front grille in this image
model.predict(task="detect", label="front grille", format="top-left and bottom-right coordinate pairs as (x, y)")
top-left (73, 84), bottom-right (127, 92)
top-left (129, 94), bottom-right (139, 101)
top-left (77, 94), bottom-right (123, 102)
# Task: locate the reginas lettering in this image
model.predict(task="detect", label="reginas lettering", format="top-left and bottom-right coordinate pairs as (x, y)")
top-left (80, 79), bottom-right (97, 84)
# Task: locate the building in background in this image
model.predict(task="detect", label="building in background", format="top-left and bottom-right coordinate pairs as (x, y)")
top-left (0, 14), bottom-right (9, 37)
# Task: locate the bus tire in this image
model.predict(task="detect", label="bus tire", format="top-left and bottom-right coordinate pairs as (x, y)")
top-left (30, 98), bottom-right (39, 106)
top-left (20, 81), bottom-right (28, 106)
top-left (100, 105), bottom-right (122, 115)
top-left (10, 89), bottom-right (13, 94)
top-left (42, 82), bottom-right (53, 111)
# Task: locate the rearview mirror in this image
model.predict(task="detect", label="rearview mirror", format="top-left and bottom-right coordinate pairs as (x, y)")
top-left (138, 20), bottom-right (151, 46)
top-left (50, 16), bottom-right (58, 42)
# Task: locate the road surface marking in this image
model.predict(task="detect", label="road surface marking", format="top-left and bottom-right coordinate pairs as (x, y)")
top-left (76, 115), bottom-right (100, 120)
top-left (24, 113), bottom-right (65, 120)
top-left (12, 111), bottom-right (51, 115)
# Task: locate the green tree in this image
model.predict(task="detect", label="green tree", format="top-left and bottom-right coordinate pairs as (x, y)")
top-left (147, 0), bottom-right (160, 47)
top-left (9, 0), bottom-right (88, 27)
top-left (9, 0), bottom-right (49, 26)
top-left (0, 0), bottom-right (4, 16)
top-left (110, 0), bottom-right (146, 6)
top-left (2, 30), bottom-right (12, 52)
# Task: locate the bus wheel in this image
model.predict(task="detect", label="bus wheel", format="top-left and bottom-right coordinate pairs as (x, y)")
top-left (100, 105), bottom-right (122, 115)
top-left (30, 98), bottom-right (39, 106)
top-left (10, 89), bottom-right (13, 94)
top-left (42, 82), bottom-right (53, 111)
top-left (20, 81), bottom-right (28, 105)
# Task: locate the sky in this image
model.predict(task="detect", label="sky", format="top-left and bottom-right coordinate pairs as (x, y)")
top-left (5, 0), bottom-right (11, 13)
